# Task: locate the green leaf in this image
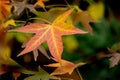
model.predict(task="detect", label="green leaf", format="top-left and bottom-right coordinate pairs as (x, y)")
top-left (22, 66), bottom-right (58, 80)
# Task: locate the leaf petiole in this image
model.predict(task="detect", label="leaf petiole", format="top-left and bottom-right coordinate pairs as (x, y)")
top-left (29, 18), bottom-right (52, 24)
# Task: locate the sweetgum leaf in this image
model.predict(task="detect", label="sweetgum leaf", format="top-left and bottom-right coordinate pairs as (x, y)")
top-left (72, 6), bottom-right (97, 34)
top-left (9, 8), bottom-right (87, 62)
top-left (11, 0), bottom-right (37, 15)
top-left (45, 59), bottom-right (86, 75)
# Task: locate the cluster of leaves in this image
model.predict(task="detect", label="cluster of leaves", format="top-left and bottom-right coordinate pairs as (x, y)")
top-left (0, 0), bottom-right (91, 79)
top-left (1, 0), bottom-right (120, 80)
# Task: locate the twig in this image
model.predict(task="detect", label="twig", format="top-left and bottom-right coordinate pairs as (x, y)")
top-left (76, 68), bottom-right (83, 80)
top-left (29, 18), bottom-right (52, 24)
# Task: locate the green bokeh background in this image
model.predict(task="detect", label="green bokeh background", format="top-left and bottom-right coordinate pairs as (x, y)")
top-left (62, 17), bottom-right (120, 80)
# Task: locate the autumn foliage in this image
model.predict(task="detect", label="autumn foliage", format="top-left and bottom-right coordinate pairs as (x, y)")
top-left (0, 0), bottom-right (120, 80)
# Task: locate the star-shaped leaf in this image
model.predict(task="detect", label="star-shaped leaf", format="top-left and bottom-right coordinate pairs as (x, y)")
top-left (9, 8), bottom-right (87, 61)
top-left (11, 0), bottom-right (37, 15)
top-left (72, 6), bottom-right (98, 34)
top-left (45, 59), bottom-right (86, 75)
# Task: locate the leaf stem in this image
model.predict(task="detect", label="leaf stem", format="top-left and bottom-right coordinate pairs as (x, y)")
top-left (29, 18), bottom-right (52, 24)
top-left (45, 4), bottom-right (67, 8)
top-left (15, 20), bottom-right (26, 23)
top-left (76, 68), bottom-right (83, 80)
top-left (64, 0), bottom-right (71, 8)
top-left (43, 7), bottom-right (47, 12)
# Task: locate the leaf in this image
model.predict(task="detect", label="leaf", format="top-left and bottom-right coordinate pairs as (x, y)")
top-left (0, 50), bottom-right (22, 79)
top-left (110, 53), bottom-right (120, 67)
top-left (35, 7), bottom-right (68, 23)
top-left (22, 66), bottom-right (58, 80)
top-left (108, 48), bottom-right (120, 68)
top-left (111, 42), bottom-right (120, 52)
top-left (4, 19), bottom-right (16, 27)
top-left (88, 1), bottom-right (104, 20)
top-left (0, 52), bottom-right (21, 75)
top-left (0, 24), bottom-right (6, 44)
top-left (0, 19), bottom-right (16, 30)
top-left (0, 42), bottom-right (21, 75)
top-left (34, 0), bottom-right (48, 8)
top-left (0, 19), bottom-right (15, 43)
top-left (14, 33), bottom-right (32, 43)
top-left (45, 59), bottom-right (86, 75)
top-left (9, 8), bottom-right (87, 61)
top-left (72, 6), bottom-right (97, 34)
top-left (33, 45), bottom-right (50, 61)
top-left (0, 55), bottom-right (20, 69)
top-left (11, 0), bottom-right (37, 15)
top-left (0, 0), bottom-right (11, 21)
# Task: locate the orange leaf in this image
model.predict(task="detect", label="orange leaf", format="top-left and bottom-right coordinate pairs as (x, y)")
top-left (0, 0), bottom-right (10, 21)
top-left (34, 0), bottom-right (48, 8)
top-left (45, 59), bottom-right (86, 75)
top-left (72, 7), bottom-right (97, 34)
top-left (9, 8), bottom-right (87, 61)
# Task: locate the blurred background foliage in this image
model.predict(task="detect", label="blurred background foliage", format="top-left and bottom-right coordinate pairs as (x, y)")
top-left (62, 0), bottom-right (120, 80)
top-left (1, 0), bottom-right (120, 80)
